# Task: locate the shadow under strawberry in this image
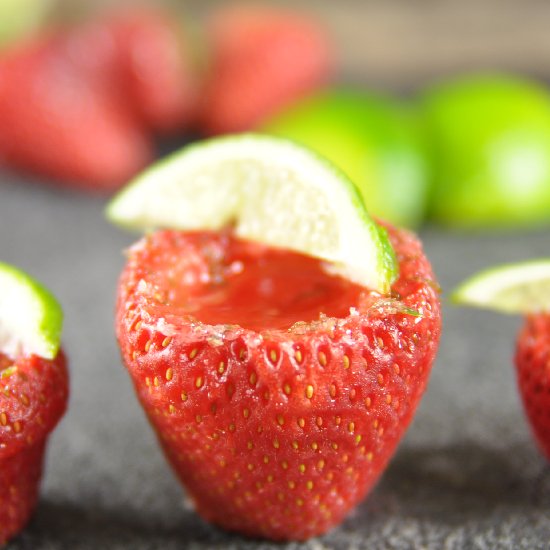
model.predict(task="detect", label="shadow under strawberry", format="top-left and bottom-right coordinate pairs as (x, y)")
top-left (9, 500), bottom-right (219, 549)
top-left (9, 442), bottom-right (550, 549)
top-left (357, 441), bottom-right (550, 527)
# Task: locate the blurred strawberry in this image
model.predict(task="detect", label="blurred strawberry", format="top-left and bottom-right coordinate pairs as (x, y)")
top-left (114, 9), bottom-right (198, 134)
top-left (198, 6), bottom-right (332, 135)
top-left (63, 8), bottom-right (198, 134)
top-left (0, 35), bottom-right (153, 191)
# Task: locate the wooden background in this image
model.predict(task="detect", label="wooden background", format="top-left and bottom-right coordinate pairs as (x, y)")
top-left (57, 0), bottom-right (550, 90)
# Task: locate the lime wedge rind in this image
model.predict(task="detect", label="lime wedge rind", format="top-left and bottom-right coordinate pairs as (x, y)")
top-left (451, 259), bottom-right (550, 314)
top-left (0, 262), bottom-right (63, 360)
top-left (107, 133), bottom-right (397, 294)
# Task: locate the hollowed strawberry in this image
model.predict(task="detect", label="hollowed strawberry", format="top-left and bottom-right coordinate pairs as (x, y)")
top-left (0, 352), bottom-right (68, 544)
top-left (452, 259), bottom-right (550, 462)
top-left (115, 224), bottom-right (441, 541)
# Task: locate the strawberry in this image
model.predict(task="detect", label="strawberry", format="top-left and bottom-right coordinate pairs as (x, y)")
top-left (0, 6), bottom-right (198, 190)
top-left (0, 34), bottom-right (153, 191)
top-left (110, 9), bottom-right (198, 134)
top-left (452, 261), bottom-right (550, 462)
top-left (0, 351), bottom-right (69, 544)
top-left (62, 8), bottom-right (198, 135)
top-left (515, 315), bottom-right (550, 460)
top-left (115, 224), bottom-right (441, 541)
top-left (197, 6), bottom-right (332, 135)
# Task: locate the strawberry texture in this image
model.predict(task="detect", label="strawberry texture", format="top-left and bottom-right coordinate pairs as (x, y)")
top-left (0, 351), bottom-right (69, 544)
top-left (515, 314), bottom-right (550, 460)
top-left (197, 6), bottom-right (332, 135)
top-left (115, 224), bottom-right (441, 541)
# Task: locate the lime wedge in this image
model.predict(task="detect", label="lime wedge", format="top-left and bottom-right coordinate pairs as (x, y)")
top-left (452, 259), bottom-right (550, 314)
top-left (107, 134), bottom-right (397, 293)
top-left (0, 262), bottom-right (63, 359)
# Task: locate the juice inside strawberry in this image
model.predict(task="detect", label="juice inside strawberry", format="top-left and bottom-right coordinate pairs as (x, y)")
top-left (149, 231), bottom-right (367, 332)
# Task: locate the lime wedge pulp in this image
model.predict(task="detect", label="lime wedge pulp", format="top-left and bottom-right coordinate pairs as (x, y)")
top-left (0, 262), bottom-right (63, 360)
top-left (107, 134), bottom-right (397, 293)
top-left (451, 259), bottom-right (550, 314)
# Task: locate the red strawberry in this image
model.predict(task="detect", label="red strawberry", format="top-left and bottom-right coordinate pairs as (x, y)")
top-left (0, 351), bottom-right (69, 544)
top-left (515, 314), bottom-right (550, 460)
top-left (62, 8), bottom-right (198, 134)
top-left (111, 9), bottom-right (198, 134)
top-left (0, 35), bottom-right (153, 191)
top-left (115, 225), bottom-right (441, 541)
top-left (197, 6), bottom-right (332, 135)
top-left (0, 6), bottom-right (198, 190)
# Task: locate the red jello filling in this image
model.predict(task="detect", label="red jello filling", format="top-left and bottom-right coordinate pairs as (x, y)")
top-left (134, 230), bottom-right (369, 332)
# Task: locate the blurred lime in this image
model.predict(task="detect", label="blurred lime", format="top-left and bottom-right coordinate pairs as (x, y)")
top-left (0, 0), bottom-right (54, 48)
top-left (422, 74), bottom-right (550, 229)
top-left (263, 90), bottom-right (429, 228)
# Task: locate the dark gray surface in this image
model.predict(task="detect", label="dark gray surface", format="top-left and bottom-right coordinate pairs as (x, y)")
top-left (1, 169), bottom-right (550, 550)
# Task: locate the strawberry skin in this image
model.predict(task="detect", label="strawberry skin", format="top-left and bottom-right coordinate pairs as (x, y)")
top-left (0, 35), bottom-right (153, 191)
top-left (115, 226), bottom-right (441, 540)
top-left (515, 314), bottom-right (550, 460)
top-left (0, 439), bottom-right (46, 545)
top-left (198, 6), bottom-right (332, 135)
top-left (0, 351), bottom-right (68, 544)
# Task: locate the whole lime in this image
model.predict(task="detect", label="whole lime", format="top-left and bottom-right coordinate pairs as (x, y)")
top-left (263, 90), bottom-right (429, 228)
top-left (422, 74), bottom-right (550, 229)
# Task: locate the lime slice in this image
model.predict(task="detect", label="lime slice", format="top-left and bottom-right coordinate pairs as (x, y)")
top-left (451, 259), bottom-right (550, 314)
top-left (0, 262), bottom-right (63, 359)
top-left (107, 134), bottom-right (397, 293)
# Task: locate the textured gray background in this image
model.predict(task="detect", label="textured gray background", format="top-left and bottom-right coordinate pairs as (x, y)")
top-left (3, 0), bottom-right (550, 548)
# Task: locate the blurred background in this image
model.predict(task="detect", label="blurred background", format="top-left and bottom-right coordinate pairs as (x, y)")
top-left (4, 0), bottom-right (550, 230)
top-left (15, 0), bottom-right (550, 86)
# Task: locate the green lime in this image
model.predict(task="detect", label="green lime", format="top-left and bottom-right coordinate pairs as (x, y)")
top-left (422, 74), bottom-right (550, 229)
top-left (263, 90), bottom-right (429, 228)
top-left (0, 262), bottom-right (63, 359)
top-left (0, 0), bottom-right (54, 48)
top-left (452, 259), bottom-right (550, 314)
top-left (107, 133), bottom-right (397, 293)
